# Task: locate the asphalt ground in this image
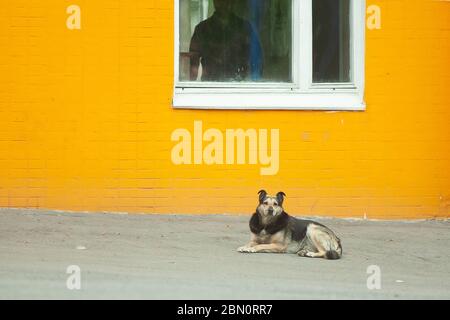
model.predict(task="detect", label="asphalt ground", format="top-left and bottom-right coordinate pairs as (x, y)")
top-left (0, 208), bottom-right (449, 299)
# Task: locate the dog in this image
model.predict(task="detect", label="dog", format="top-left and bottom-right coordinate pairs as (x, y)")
top-left (237, 190), bottom-right (342, 260)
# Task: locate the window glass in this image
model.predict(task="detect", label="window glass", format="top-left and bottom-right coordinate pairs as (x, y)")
top-left (313, 0), bottom-right (351, 83)
top-left (179, 0), bottom-right (292, 83)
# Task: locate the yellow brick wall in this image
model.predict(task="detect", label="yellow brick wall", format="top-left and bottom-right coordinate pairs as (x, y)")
top-left (0, 0), bottom-right (449, 219)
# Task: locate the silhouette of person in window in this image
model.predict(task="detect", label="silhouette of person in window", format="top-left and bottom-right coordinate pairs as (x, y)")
top-left (189, 0), bottom-right (262, 81)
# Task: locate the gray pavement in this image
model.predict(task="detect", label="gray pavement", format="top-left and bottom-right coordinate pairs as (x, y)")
top-left (0, 208), bottom-right (449, 299)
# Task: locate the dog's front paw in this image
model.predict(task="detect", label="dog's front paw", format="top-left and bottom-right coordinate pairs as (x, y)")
top-left (237, 246), bottom-right (256, 253)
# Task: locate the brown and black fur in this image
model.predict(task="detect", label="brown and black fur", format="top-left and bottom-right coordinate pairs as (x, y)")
top-left (237, 190), bottom-right (342, 260)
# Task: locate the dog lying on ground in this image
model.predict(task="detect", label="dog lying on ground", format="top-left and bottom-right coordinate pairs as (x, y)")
top-left (237, 190), bottom-right (342, 260)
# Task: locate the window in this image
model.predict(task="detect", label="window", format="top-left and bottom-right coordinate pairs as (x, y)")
top-left (173, 0), bottom-right (366, 110)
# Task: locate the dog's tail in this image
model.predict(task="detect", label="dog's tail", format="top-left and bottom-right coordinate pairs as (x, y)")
top-left (325, 250), bottom-right (341, 260)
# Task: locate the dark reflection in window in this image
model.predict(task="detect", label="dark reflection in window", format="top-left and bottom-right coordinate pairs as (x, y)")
top-left (313, 0), bottom-right (350, 83)
top-left (179, 0), bottom-right (292, 83)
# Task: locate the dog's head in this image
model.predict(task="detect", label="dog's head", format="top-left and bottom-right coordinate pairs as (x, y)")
top-left (256, 190), bottom-right (286, 217)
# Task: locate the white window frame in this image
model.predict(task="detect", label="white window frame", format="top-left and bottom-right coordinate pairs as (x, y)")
top-left (173, 0), bottom-right (366, 110)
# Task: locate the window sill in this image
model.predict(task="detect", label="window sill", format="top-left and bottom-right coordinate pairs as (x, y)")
top-left (172, 91), bottom-right (366, 111)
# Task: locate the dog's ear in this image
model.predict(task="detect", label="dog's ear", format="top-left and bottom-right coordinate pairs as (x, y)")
top-left (276, 192), bottom-right (286, 206)
top-left (258, 190), bottom-right (267, 204)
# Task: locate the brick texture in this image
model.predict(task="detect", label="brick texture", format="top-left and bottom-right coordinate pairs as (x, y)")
top-left (0, 0), bottom-right (449, 218)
